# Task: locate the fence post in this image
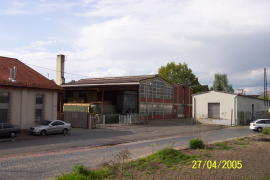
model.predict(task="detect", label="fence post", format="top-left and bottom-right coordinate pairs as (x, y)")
top-left (119, 114), bottom-right (121, 125)
top-left (103, 115), bottom-right (105, 125)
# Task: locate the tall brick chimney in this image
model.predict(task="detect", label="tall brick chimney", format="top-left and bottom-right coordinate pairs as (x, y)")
top-left (56, 54), bottom-right (65, 85)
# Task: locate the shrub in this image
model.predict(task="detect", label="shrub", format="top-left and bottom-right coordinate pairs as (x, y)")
top-left (189, 138), bottom-right (204, 149)
top-left (262, 128), bottom-right (270, 135)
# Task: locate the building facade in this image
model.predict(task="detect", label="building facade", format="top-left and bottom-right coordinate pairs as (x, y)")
top-left (62, 75), bottom-right (192, 121)
top-left (0, 56), bottom-right (60, 129)
top-left (192, 91), bottom-right (269, 126)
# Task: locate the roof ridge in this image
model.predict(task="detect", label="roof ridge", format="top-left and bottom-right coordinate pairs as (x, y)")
top-left (78, 74), bottom-right (157, 81)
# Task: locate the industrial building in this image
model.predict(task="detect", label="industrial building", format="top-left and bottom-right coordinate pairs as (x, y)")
top-left (57, 55), bottom-right (192, 123)
top-left (192, 91), bottom-right (269, 126)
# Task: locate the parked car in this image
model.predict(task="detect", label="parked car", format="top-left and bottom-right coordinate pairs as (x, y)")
top-left (249, 119), bottom-right (270, 132)
top-left (29, 120), bottom-right (71, 136)
top-left (0, 123), bottom-right (21, 138)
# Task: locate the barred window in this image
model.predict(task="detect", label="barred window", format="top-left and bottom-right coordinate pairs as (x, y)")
top-left (36, 94), bottom-right (44, 104)
top-left (0, 92), bottom-right (9, 103)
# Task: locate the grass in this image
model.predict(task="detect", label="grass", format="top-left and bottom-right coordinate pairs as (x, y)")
top-left (56, 148), bottom-right (197, 180)
top-left (131, 148), bottom-right (196, 169)
top-left (57, 165), bottom-right (112, 180)
top-left (262, 128), bottom-right (270, 135)
top-left (261, 176), bottom-right (270, 180)
top-left (212, 142), bottom-right (232, 150)
top-left (232, 138), bottom-right (250, 146)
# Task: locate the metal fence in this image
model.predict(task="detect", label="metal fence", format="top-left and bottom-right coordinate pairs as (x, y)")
top-left (91, 113), bottom-right (141, 127)
top-left (238, 111), bottom-right (270, 125)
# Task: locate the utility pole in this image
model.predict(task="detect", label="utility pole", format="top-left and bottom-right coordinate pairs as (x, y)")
top-left (264, 68), bottom-right (269, 106)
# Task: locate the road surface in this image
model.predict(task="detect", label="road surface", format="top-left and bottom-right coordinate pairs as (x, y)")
top-left (0, 126), bottom-right (253, 180)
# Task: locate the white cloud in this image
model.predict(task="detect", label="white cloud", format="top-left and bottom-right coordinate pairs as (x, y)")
top-left (1, 0), bottom-right (270, 94)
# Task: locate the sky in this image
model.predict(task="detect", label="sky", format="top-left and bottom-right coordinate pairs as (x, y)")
top-left (0, 0), bottom-right (269, 94)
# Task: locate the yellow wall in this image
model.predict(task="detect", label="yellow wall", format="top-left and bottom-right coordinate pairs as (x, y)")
top-left (1, 87), bottom-right (58, 129)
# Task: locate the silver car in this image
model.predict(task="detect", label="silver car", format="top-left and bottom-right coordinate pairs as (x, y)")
top-left (29, 120), bottom-right (71, 136)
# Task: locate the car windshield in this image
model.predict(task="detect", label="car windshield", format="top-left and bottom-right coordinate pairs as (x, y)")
top-left (40, 120), bottom-right (52, 125)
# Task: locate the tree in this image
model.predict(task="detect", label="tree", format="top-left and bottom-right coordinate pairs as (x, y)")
top-left (158, 62), bottom-right (207, 93)
top-left (211, 74), bottom-right (234, 93)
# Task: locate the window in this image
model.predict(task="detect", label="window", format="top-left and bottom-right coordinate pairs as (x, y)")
top-left (36, 94), bottom-right (44, 104)
top-left (0, 92), bottom-right (9, 124)
top-left (0, 92), bottom-right (9, 103)
top-left (257, 120), bottom-right (265, 124)
top-left (51, 121), bottom-right (64, 126)
top-left (35, 94), bottom-right (44, 122)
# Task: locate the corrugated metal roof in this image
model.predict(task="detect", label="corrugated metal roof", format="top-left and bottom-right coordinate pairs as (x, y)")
top-left (0, 56), bottom-right (61, 90)
top-left (63, 75), bottom-right (158, 86)
top-left (192, 90), bottom-right (265, 100)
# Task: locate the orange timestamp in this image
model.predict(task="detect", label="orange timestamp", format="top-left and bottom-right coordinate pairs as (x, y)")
top-left (192, 160), bottom-right (243, 170)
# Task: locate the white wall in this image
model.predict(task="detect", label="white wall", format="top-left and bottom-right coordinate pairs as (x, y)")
top-left (1, 87), bottom-right (58, 129)
top-left (193, 91), bottom-right (236, 125)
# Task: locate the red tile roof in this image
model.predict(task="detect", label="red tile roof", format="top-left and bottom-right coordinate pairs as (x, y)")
top-left (0, 56), bottom-right (61, 90)
top-left (64, 75), bottom-right (158, 86)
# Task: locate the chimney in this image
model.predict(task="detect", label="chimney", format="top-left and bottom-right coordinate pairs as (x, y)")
top-left (9, 66), bottom-right (17, 82)
top-left (56, 54), bottom-right (65, 85)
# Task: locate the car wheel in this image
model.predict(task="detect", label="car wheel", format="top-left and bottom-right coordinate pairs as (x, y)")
top-left (63, 129), bottom-right (68, 136)
top-left (257, 127), bottom-right (263, 132)
top-left (10, 132), bottom-right (16, 138)
top-left (40, 130), bottom-right (47, 136)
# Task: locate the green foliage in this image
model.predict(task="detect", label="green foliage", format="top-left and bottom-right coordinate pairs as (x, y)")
top-left (57, 174), bottom-right (88, 180)
top-left (131, 148), bottom-right (195, 173)
top-left (211, 73), bottom-right (234, 93)
top-left (73, 165), bottom-right (89, 176)
top-left (57, 165), bottom-right (112, 180)
top-left (261, 176), bottom-right (270, 180)
top-left (57, 148), bottom-right (196, 179)
top-left (189, 138), bottom-right (205, 149)
top-left (213, 142), bottom-right (232, 150)
top-left (158, 62), bottom-right (207, 93)
top-left (262, 128), bottom-right (270, 135)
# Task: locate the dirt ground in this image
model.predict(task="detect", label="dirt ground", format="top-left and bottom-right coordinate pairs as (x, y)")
top-left (132, 135), bottom-right (270, 180)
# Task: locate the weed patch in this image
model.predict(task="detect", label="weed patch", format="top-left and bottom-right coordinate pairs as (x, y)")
top-left (213, 142), bottom-right (232, 150)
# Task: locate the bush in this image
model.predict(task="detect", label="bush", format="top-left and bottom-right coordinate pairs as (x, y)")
top-left (262, 128), bottom-right (270, 135)
top-left (189, 138), bottom-right (204, 149)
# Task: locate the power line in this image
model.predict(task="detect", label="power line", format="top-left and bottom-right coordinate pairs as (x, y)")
top-left (25, 63), bottom-right (89, 78)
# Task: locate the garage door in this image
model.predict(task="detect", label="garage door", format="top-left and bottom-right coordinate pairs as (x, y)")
top-left (208, 103), bottom-right (220, 119)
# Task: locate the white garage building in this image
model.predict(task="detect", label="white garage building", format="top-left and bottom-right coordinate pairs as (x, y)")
top-left (192, 91), bottom-right (268, 126)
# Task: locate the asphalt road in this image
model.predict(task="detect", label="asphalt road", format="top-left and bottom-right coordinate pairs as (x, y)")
top-left (0, 124), bottom-right (223, 157)
top-left (0, 126), bottom-right (253, 180)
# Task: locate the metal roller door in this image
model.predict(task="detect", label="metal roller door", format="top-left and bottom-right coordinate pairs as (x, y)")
top-left (208, 103), bottom-right (220, 119)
